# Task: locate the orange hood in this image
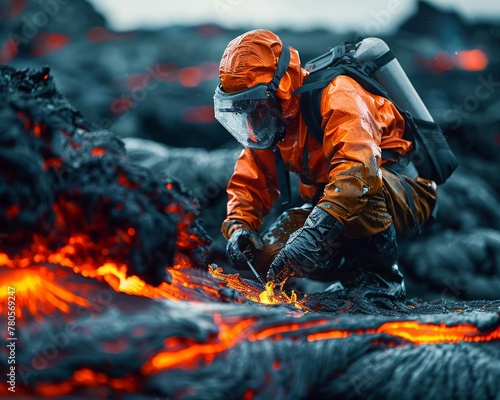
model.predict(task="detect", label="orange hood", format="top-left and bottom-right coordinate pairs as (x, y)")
top-left (219, 29), bottom-right (307, 119)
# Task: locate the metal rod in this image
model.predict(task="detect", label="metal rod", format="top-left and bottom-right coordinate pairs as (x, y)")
top-left (246, 259), bottom-right (266, 287)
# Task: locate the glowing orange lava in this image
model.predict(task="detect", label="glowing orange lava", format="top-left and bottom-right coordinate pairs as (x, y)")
top-left (307, 320), bottom-right (500, 344)
top-left (142, 318), bottom-right (258, 372)
top-left (0, 238), bottom-right (225, 323)
top-left (209, 265), bottom-right (302, 307)
top-left (139, 315), bottom-right (500, 375)
top-left (0, 267), bottom-right (89, 321)
top-left (35, 368), bottom-right (139, 398)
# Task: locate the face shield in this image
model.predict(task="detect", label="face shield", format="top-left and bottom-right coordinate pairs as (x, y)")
top-left (214, 41), bottom-right (291, 150)
top-left (214, 84), bottom-right (286, 149)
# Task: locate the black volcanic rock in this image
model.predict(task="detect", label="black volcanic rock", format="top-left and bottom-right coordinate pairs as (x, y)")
top-left (0, 65), bottom-right (211, 285)
top-left (1, 30), bottom-right (500, 400)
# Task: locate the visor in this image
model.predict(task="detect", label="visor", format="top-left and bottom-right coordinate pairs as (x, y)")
top-left (214, 40), bottom-right (291, 150)
top-left (214, 84), bottom-right (285, 149)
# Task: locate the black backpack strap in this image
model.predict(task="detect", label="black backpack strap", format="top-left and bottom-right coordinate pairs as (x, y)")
top-left (272, 147), bottom-right (291, 206)
top-left (373, 50), bottom-right (396, 70)
top-left (293, 66), bottom-right (348, 144)
top-left (299, 88), bottom-right (324, 144)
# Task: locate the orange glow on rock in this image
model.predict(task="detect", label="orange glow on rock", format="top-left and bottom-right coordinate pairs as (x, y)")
top-left (209, 266), bottom-right (302, 307)
top-left (139, 312), bottom-right (500, 375)
top-left (242, 388), bottom-right (256, 400)
top-left (91, 147), bottom-right (106, 156)
top-left (142, 318), bottom-right (257, 372)
top-left (101, 336), bottom-right (130, 354)
top-left (35, 368), bottom-right (139, 397)
top-left (434, 51), bottom-right (454, 72)
top-left (17, 110), bottom-right (30, 130)
top-left (0, 267), bottom-right (90, 320)
top-left (178, 67), bottom-right (203, 87)
top-left (183, 105), bottom-right (216, 124)
top-left (376, 321), bottom-right (500, 344)
top-left (8, 0), bottom-right (27, 18)
top-left (0, 38), bottom-right (18, 64)
top-left (430, 48), bottom-right (488, 73)
top-left (33, 123), bottom-right (43, 137)
top-left (31, 33), bottom-right (70, 57)
top-left (307, 321), bottom-right (500, 344)
top-left (117, 171), bottom-right (139, 189)
top-left (455, 49), bottom-right (488, 71)
top-left (5, 204), bottom-right (21, 219)
top-left (43, 157), bottom-right (63, 171)
top-left (86, 27), bottom-right (134, 43)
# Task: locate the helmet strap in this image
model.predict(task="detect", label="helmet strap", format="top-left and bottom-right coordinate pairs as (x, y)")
top-left (268, 42), bottom-right (291, 93)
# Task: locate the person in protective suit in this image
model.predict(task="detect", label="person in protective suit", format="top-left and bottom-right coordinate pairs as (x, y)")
top-left (213, 29), bottom-right (437, 300)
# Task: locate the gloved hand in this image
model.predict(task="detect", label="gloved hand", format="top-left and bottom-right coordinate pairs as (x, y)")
top-left (226, 226), bottom-right (264, 269)
top-left (267, 206), bottom-right (344, 283)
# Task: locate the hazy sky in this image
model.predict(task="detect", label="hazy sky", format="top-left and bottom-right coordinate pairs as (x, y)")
top-left (88, 0), bottom-right (500, 33)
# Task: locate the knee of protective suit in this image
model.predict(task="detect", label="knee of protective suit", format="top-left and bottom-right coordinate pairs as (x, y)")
top-left (249, 205), bottom-right (312, 274)
top-left (382, 169), bottom-right (438, 235)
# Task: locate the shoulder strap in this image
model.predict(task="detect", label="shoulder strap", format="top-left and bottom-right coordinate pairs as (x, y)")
top-left (293, 66), bottom-right (346, 144)
top-left (294, 58), bottom-right (393, 144)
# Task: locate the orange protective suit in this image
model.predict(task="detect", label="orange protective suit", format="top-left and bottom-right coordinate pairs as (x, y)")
top-left (220, 30), bottom-right (437, 242)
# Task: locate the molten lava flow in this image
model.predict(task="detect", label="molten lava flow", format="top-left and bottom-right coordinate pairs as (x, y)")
top-left (91, 258), bottom-right (224, 302)
top-left (377, 321), bottom-right (500, 343)
top-left (307, 320), bottom-right (500, 344)
top-left (34, 368), bottom-right (140, 398)
top-left (0, 243), bottom-right (300, 327)
top-left (140, 313), bottom-right (500, 375)
top-left (0, 267), bottom-right (89, 321)
top-left (209, 265), bottom-right (302, 307)
top-left (0, 248), bottom-right (224, 319)
top-left (142, 317), bottom-right (259, 372)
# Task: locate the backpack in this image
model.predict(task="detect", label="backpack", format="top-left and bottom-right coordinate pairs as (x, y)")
top-left (292, 37), bottom-right (459, 186)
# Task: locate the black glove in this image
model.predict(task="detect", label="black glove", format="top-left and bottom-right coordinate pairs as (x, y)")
top-left (226, 227), bottom-right (264, 269)
top-left (267, 206), bottom-right (343, 282)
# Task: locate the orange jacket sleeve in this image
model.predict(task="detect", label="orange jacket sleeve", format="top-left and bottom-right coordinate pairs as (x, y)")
top-left (221, 148), bottom-right (280, 238)
top-left (316, 75), bottom-right (403, 224)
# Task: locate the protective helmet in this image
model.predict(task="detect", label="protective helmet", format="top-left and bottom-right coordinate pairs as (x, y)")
top-left (214, 30), bottom-right (303, 149)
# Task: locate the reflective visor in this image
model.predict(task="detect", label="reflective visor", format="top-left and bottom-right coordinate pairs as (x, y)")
top-left (214, 84), bottom-right (285, 149)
